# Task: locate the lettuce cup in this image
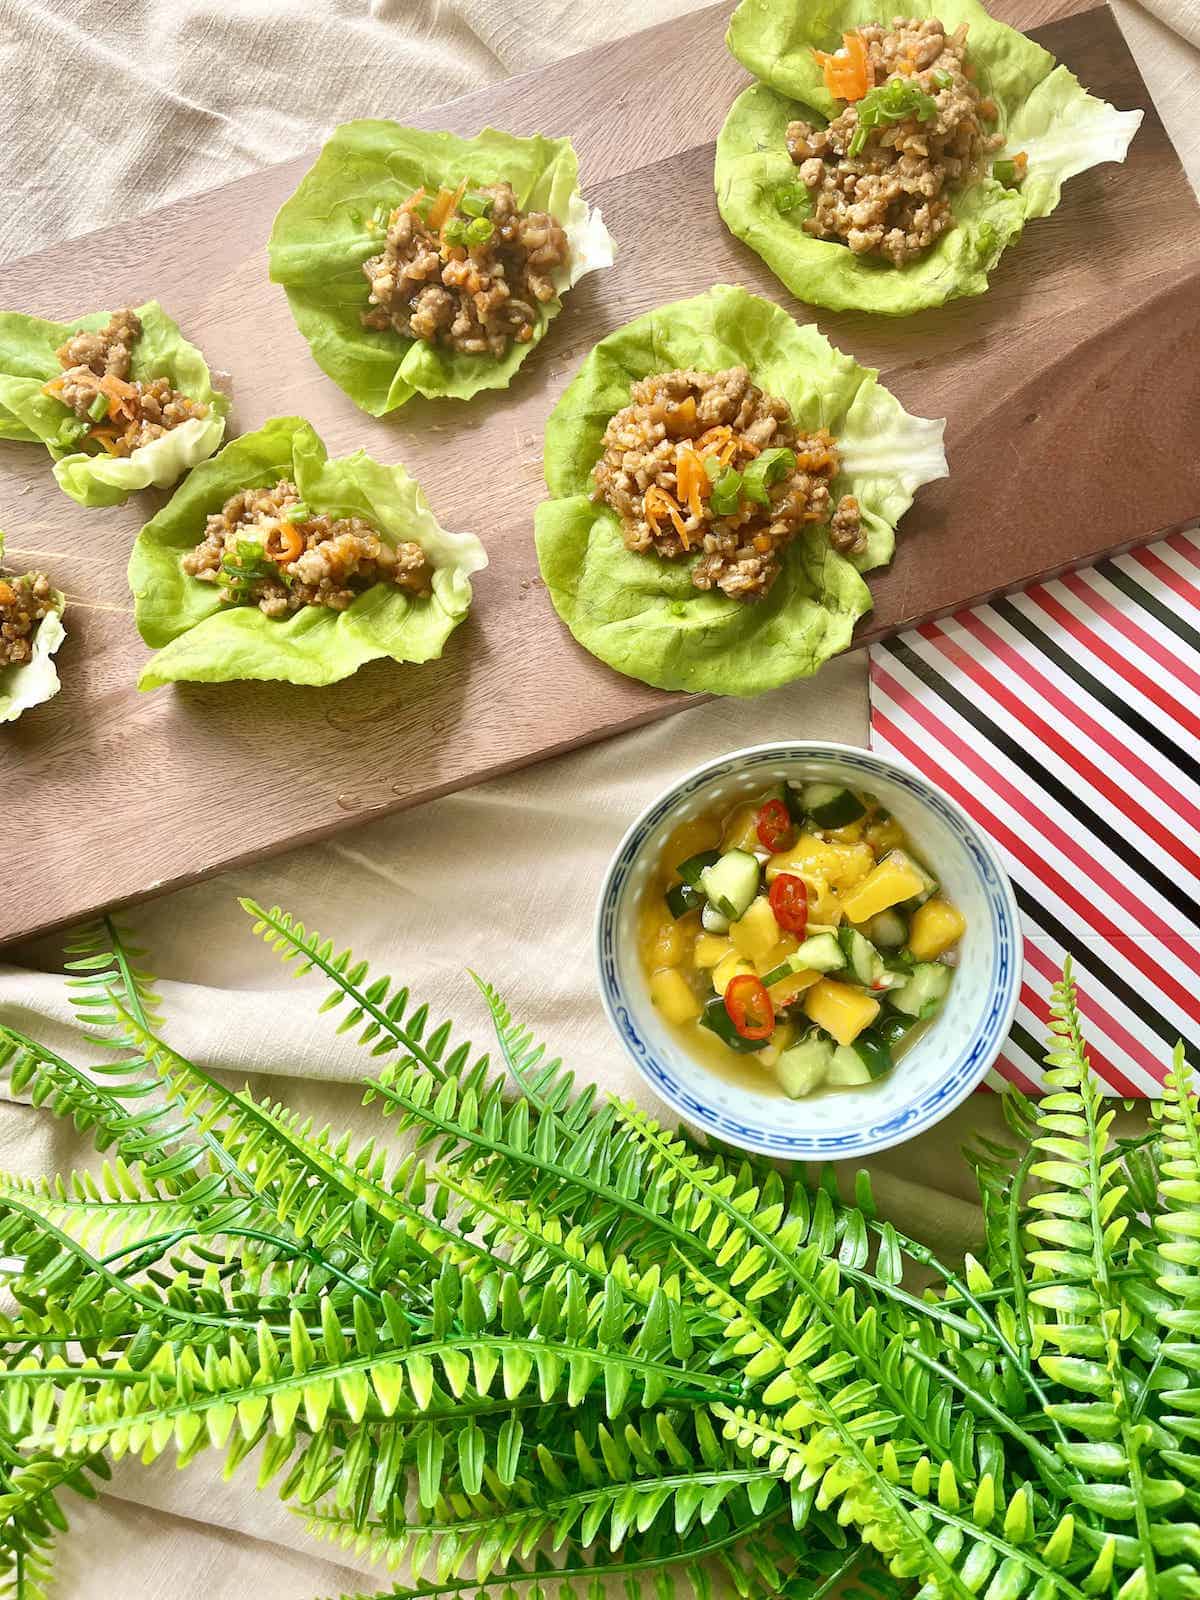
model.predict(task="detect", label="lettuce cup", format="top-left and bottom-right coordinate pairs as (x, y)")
top-left (716, 0), bottom-right (1142, 313)
top-left (535, 285), bottom-right (946, 697)
top-left (129, 417), bottom-right (487, 691)
top-left (0, 532), bottom-right (66, 723)
top-left (0, 302), bottom-right (228, 507)
top-left (268, 122), bottom-right (615, 416)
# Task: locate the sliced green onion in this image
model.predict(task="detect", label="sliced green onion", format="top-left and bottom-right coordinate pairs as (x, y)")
top-left (460, 190), bottom-right (494, 218)
top-left (348, 206), bottom-right (365, 227)
top-left (741, 447), bottom-right (795, 507)
top-left (372, 202), bottom-right (392, 225)
top-left (466, 216), bottom-right (495, 247)
top-left (847, 79), bottom-right (937, 157)
top-left (87, 393), bottom-right (110, 421)
top-left (933, 69), bottom-right (953, 89)
top-left (992, 158), bottom-right (1023, 186)
top-left (442, 217), bottom-right (469, 246)
top-left (284, 503), bottom-right (309, 523)
top-left (710, 468), bottom-right (743, 517)
top-left (703, 454), bottom-right (722, 484)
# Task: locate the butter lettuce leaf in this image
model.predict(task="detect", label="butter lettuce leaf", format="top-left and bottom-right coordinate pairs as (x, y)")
top-left (130, 416), bottom-right (487, 690)
top-left (0, 301), bottom-right (228, 507)
top-left (0, 533), bottom-right (66, 724)
top-left (534, 285), bottom-right (946, 697)
top-left (268, 121), bottom-right (615, 417)
top-left (717, 0), bottom-right (1141, 314)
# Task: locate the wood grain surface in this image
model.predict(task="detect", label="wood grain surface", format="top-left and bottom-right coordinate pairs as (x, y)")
top-left (1, 0), bottom-right (1197, 947)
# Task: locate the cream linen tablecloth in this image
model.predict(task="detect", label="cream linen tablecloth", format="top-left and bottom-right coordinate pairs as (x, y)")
top-left (2, 0), bottom-right (1199, 1593)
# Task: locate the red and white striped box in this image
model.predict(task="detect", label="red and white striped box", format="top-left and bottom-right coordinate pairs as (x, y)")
top-left (870, 530), bottom-right (1200, 1096)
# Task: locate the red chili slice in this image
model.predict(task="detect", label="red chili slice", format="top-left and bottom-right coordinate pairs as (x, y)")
top-left (724, 973), bottom-right (775, 1041)
top-left (769, 874), bottom-right (809, 937)
top-left (756, 798), bottom-right (794, 854)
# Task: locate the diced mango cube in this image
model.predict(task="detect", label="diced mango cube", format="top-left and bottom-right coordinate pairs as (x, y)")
top-left (803, 978), bottom-right (880, 1047)
top-left (866, 817), bottom-right (905, 853)
top-left (827, 819), bottom-right (866, 844)
top-left (840, 855), bottom-right (927, 924)
top-left (756, 933), bottom-right (799, 978)
top-left (767, 968), bottom-right (822, 1007)
top-left (694, 933), bottom-right (735, 969)
top-left (722, 802), bottom-right (762, 854)
top-left (713, 952), bottom-right (757, 997)
top-left (767, 834), bottom-right (874, 893)
top-left (909, 898), bottom-right (967, 962)
top-left (649, 968), bottom-right (702, 1025)
top-left (663, 817), bottom-right (721, 875)
top-left (730, 896), bottom-right (781, 964)
top-left (644, 916), bottom-right (685, 968)
top-left (806, 877), bottom-right (843, 929)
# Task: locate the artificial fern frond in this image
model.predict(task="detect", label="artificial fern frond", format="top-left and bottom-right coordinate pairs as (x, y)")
top-left (2, 906), bottom-right (1196, 1600)
top-left (240, 902), bottom-right (487, 1087)
top-left (63, 917), bottom-right (164, 1044)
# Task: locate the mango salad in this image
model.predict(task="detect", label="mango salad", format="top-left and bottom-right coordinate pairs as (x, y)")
top-left (638, 779), bottom-right (965, 1097)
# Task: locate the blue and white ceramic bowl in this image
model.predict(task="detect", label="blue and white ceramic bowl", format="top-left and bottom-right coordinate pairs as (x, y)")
top-left (595, 741), bottom-right (1021, 1161)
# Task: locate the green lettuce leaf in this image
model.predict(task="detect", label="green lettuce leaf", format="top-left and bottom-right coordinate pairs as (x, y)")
top-left (268, 121), bottom-right (615, 417)
top-left (0, 301), bottom-right (228, 507)
top-left (534, 284), bottom-right (946, 697)
top-left (129, 416), bottom-right (487, 691)
top-left (717, 0), bottom-right (1141, 314)
top-left (0, 533), bottom-right (67, 723)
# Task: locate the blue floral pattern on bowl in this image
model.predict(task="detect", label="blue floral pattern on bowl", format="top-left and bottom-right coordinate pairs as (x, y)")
top-left (595, 742), bottom-right (1021, 1159)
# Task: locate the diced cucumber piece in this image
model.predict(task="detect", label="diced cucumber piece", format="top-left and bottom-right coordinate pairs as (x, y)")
top-left (837, 926), bottom-right (882, 987)
top-left (867, 908), bottom-right (908, 950)
top-left (886, 848), bottom-right (938, 908)
top-left (760, 932), bottom-right (844, 986)
top-left (803, 783), bottom-right (866, 829)
top-left (666, 882), bottom-right (703, 919)
top-left (765, 781), bottom-right (807, 824)
top-left (794, 932), bottom-right (845, 973)
top-left (677, 849), bottom-right (720, 889)
top-left (842, 1028), bottom-right (895, 1080)
top-left (699, 994), bottom-right (768, 1054)
top-left (774, 1035), bottom-right (834, 1098)
top-left (887, 962), bottom-right (953, 1020)
top-left (827, 1045), bottom-right (873, 1087)
top-left (873, 1013), bottom-right (917, 1050)
top-left (699, 850), bottom-right (761, 921)
top-left (701, 902), bottom-right (732, 934)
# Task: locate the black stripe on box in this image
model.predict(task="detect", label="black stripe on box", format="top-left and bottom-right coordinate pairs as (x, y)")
top-left (991, 598), bottom-right (1200, 792)
top-left (1011, 883), bottom-right (1193, 1058)
top-left (1096, 559), bottom-right (1200, 657)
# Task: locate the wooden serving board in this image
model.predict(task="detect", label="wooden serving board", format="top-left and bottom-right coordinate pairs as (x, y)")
top-left (1, 0), bottom-right (1198, 947)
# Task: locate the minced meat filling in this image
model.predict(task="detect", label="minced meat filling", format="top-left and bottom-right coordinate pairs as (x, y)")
top-left (787, 18), bottom-right (1003, 267)
top-left (362, 180), bottom-right (570, 358)
top-left (46, 308), bottom-right (208, 457)
top-left (592, 367), bottom-right (863, 604)
top-left (182, 479), bottom-right (432, 618)
top-left (0, 570), bottom-right (56, 669)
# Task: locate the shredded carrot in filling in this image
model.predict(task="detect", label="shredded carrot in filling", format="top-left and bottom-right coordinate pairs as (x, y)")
top-left (40, 377), bottom-right (66, 400)
top-left (87, 427), bottom-right (123, 455)
top-left (429, 180), bottom-right (468, 233)
top-left (813, 31), bottom-right (871, 100)
top-left (399, 185), bottom-right (428, 215)
top-left (100, 373), bottom-right (138, 420)
top-left (644, 485), bottom-right (691, 548)
top-left (675, 447), bottom-right (708, 521)
top-left (266, 521), bottom-right (304, 564)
